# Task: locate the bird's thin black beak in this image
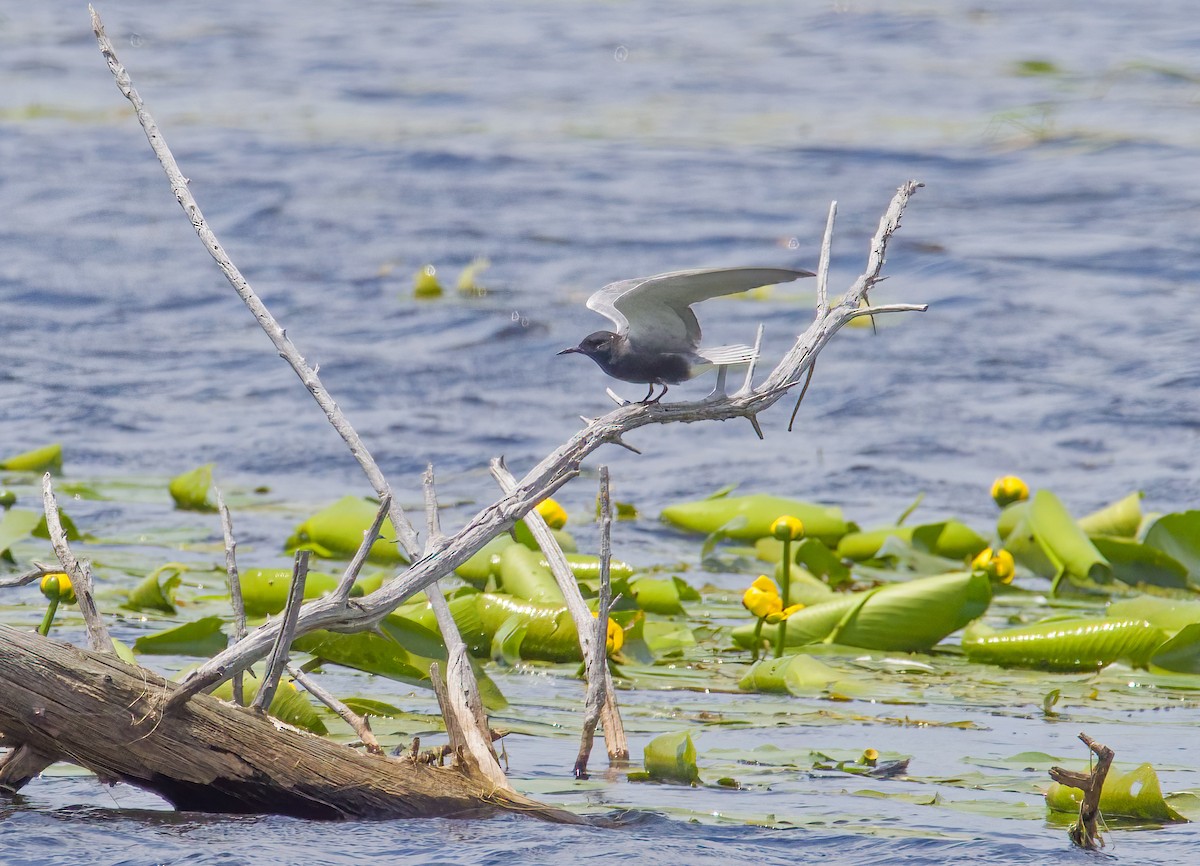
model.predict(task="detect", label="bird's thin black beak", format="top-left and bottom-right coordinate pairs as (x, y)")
top-left (557, 346), bottom-right (581, 356)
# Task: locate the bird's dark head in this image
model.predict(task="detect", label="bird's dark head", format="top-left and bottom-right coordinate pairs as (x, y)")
top-left (557, 330), bottom-right (621, 364)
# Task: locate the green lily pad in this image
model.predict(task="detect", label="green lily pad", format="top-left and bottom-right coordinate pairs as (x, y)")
top-left (661, 494), bottom-right (851, 546)
top-left (0, 508), bottom-right (41, 559)
top-left (133, 616), bottom-right (228, 656)
top-left (1078, 491), bottom-right (1143, 538)
top-left (1091, 536), bottom-right (1188, 590)
top-left (731, 570), bottom-right (992, 653)
top-left (168, 464), bottom-right (216, 512)
top-left (124, 563), bottom-right (186, 614)
top-left (962, 617), bottom-right (1164, 671)
top-left (643, 730), bottom-right (700, 785)
top-left (285, 495), bottom-right (406, 564)
top-left (0, 443), bottom-right (63, 473)
top-left (1143, 511), bottom-right (1200, 581)
top-left (211, 674), bottom-right (327, 735)
top-left (1004, 490), bottom-right (1112, 592)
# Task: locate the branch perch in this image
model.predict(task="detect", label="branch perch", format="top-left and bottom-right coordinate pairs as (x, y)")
top-left (1049, 731), bottom-right (1114, 850)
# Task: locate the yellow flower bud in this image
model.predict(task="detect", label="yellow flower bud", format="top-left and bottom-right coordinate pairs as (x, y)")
top-left (991, 475), bottom-right (1029, 507)
top-left (40, 572), bottom-right (76, 605)
top-left (765, 602), bottom-right (805, 624)
top-left (972, 547), bottom-right (1015, 584)
top-left (770, 515), bottom-right (804, 541)
top-left (742, 575), bottom-right (782, 619)
top-left (593, 611), bottom-right (623, 655)
top-left (861, 748), bottom-right (879, 766)
top-left (412, 264), bottom-right (444, 298)
top-left (535, 497), bottom-right (568, 530)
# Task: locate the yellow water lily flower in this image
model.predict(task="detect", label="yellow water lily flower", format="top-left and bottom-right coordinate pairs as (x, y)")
top-left (592, 611), bottom-right (624, 655)
top-left (991, 475), bottom-right (1029, 507)
top-left (972, 547), bottom-right (1015, 584)
top-left (39, 571), bottom-right (76, 605)
top-left (742, 575), bottom-right (782, 619)
top-left (535, 497), bottom-right (568, 529)
top-left (770, 515), bottom-right (805, 541)
top-left (765, 602), bottom-right (805, 624)
top-left (861, 748), bottom-right (879, 766)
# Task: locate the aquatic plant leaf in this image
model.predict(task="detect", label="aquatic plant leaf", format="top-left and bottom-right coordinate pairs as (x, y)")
top-left (661, 494), bottom-right (851, 545)
top-left (498, 543), bottom-right (562, 603)
top-left (455, 535), bottom-right (510, 585)
top-left (641, 620), bottom-right (696, 654)
top-left (239, 568), bottom-right (352, 617)
top-left (492, 615), bottom-right (528, 666)
top-left (739, 654), bottom-right (847, 695)
top-left (1149, 623), bottom-right (1200, 674)
top-left (292, 629), bottom-right (430, 686)
top-left (556, 553), bottom-right (636, 583)
top-left (643, 730), bottom-right (701, 785)
top-left (168, 464), bottom-right (216, 512)
top-left (511, 520), bottom-right (577, 553)
top-left (837, 521), bottom-right (986, 563)
top-left (627, 576), bottom-right (694, 615)
top-left (731, 570), bottom-right (992, 652)
top-left (1107, 596), bottom-right (1200, 633)
top-left (0, 442), bottom-right (62, 473)
top-left (1077, 491), bottom-right (1143, 538)
top-left (1046, 762), bottom-right (1186, 823)
top-left (1143, 511), bottom-right (1200, 581)
top-left (211, 675), bottom-right (327, 735)
top-left (1090, 537), bottom-right (1188, 590)
top-left (284, 495), bottom-right (406, 564)
top-left (1004, 490), bottom-right (1112, 590)
top-left (111, 638), bottom-right (137, 665)
top-left (133, 616), bottom-right (228, 656)
top-left (773, 537), bottom-right (850, 587)
top-left (124, 563), bottom-right (184, 613)
top-left (0, 508), bottom-right (40, 558)
top-left (962, 617), bottom-right (1164, 671)
top-left (31, 509), bottom-right (80, 542)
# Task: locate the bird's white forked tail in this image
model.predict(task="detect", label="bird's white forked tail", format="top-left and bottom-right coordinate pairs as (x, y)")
top-left (696, 344), bottom-right (757, 366)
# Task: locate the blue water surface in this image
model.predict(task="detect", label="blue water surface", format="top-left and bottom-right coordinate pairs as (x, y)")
top-left (2, 0), bottom-right (1199, 863)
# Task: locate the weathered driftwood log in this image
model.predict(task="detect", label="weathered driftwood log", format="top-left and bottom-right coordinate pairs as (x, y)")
top-left (0, 624), bottom-right (585, 823)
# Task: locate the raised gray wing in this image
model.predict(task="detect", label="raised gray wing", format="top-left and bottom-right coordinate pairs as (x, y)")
top-left (586, 267), bottom-right (810, 354)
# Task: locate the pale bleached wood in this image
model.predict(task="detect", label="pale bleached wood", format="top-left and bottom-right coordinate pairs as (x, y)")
top-left (215, 488), bottom-right (246, 705)
top-left (41, 473), bottom-right (111, 654)
top-left (0, 624), bottom-right (577, 821)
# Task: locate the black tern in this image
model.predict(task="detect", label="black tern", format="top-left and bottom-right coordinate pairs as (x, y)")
top-left (558, 266), bottom-right (813, 403)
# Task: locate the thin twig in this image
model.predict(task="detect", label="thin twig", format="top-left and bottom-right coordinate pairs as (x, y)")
top-left (816, 200), bottom-right (836, 319)
top-left (215, 488), bottom-right (246, 705)
top-left (334, 495), bottom-right (390, 604)
top-left (737, 323), bottom-right (765, 396)
top-left (287, 663), bottom-right (383, 755)
top-left (251, 550), bottom-right (309, 712)
top-left (574, 467), bottom-right (613, 778)
top-left (422, 466), bottom-right (445, 552)
top-left (41, 473), bottom-right (111, 654)
top-left (0, 563), bottom-right (59, 589)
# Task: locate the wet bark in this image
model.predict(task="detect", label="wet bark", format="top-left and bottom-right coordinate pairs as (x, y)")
top-left (0, 624), bottom-right (584, 823)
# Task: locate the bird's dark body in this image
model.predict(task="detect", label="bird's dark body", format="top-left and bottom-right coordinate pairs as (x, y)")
top-left (576, 331), bottom-right (692, 385)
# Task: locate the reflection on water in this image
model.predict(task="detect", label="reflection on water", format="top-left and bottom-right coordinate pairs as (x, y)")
top-left (2, 1), bottom-right (1199, 863)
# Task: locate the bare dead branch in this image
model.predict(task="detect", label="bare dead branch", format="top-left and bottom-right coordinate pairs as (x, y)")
top-left (574, 466), bottom-right (612, 778)
top-left (287, 663), bottom-right (383, 755)
top-left (252, 551), bottom-right (309, 712)
top-left (1049, 731), bottom-right (1115, 850)
top-left (215, 488), bottom-right (246, 705)
top-left (334, 494), bottom-right (390, 604)
top-left (41, 473), bottom-right (111, 654)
